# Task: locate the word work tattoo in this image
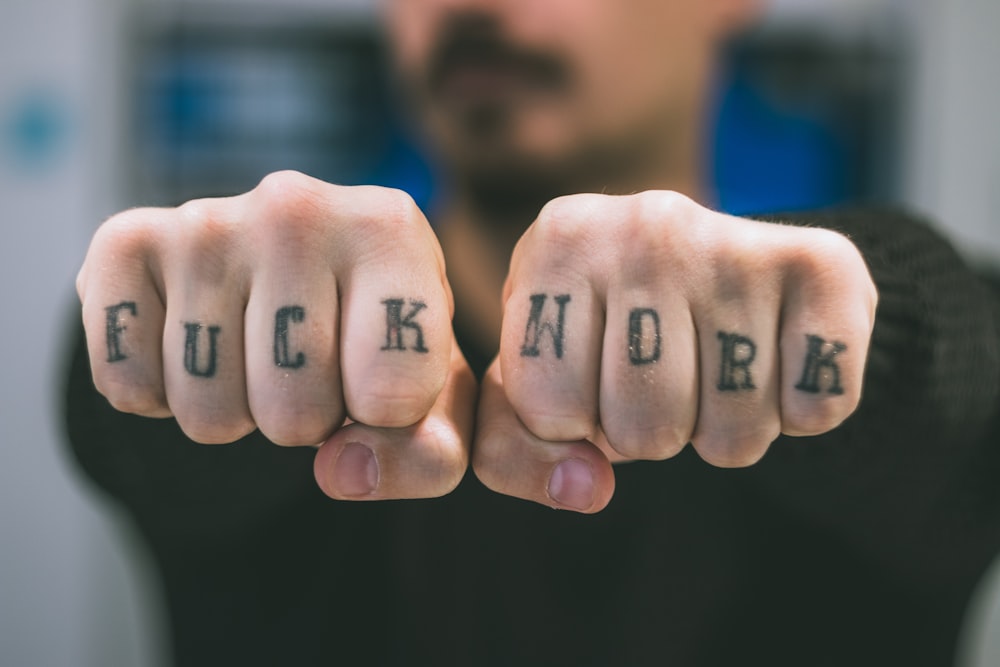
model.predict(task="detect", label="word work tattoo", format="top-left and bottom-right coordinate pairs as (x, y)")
top-left (184, 322), bottom-right (220, 378)
top-left (105, 301), bottom-right (137, 362)
top-left (521, 293), bottom-right (571, 359)
top-left (628, 308), bottom-right (662, 365)
top-left (274, 305), bottom-right (306, 368)
top-left (381, 298), bottom-right (429, 353)
top-left (717, 332), bottom-right (757, 391)
top-left (795, 334), bottom-right (847, 394)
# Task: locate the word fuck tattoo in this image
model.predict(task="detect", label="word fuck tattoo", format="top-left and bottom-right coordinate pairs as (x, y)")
top-left (105, 301), bottom-right (137, 362)
top-left (381, 298), bottom-right (429, 353)
top-left (628, 308), bottom-right (662, 365)
top-left (794, 334), bottom-right (847, 394)
top-left (717, 331), bottom-right (757, 391)
top-left (183, 322), bottom-right (220, 378)
top-left (274, 305), bottom-right (306, 368)
top-left (520, 293), bottom-right (571, 359)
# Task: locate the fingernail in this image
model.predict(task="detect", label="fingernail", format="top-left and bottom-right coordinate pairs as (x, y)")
top-left (547, 458), bottom-right (594, 511)
top-left (332, 442), bottom-right (379, 497)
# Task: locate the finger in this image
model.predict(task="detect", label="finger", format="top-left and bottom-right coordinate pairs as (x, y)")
top-left (599, 281), bottom-right (698, 461)
top-left (237, 175), bottom-right (347, 445)
top-left (314, 340), bottom-right (475, 500)
top-left (689, 227), bottom-right (782, 467)
top-left (779, 228), bottom-right (876, 436)
top-left (78, 208), bottom-right (171, 417)
top-left (474, 358), bottom-right (615, 512)
top-left (160, 198), bottom-right (255, 444)
top-left (499, 198), bottom-right (607, 442)
top-left (338, 188), bottom-right (452, 428)
top-left (244, 261), bottom-right (344, 447)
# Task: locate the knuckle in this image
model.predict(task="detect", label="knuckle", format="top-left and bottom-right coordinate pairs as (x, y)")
top-left (691, 427), bottom-right (778, 468)
top-left (357, 185), bottom-right (421, 229)
top-left (91, 208), bottom-right (159, 257)
top-left (252, 171), bottom-right (324, 236)
top-left (782, 397), bottom-right (857, 437)
top-left (533, 194), bottom-right (602, 251)
top-left (348, 187), bottom-right (429, 255)
top-left (96, 377), bottom-right (168, 417)
top-left (514, 403), bottom-right (594, 443)
top-left (470, 428), bottom-right (515, 494)
top-left (784, 227), bottom-right (862, 281)
top-left (603, 423), bottom-right (689, 461)
top-left (256, 406), bottom-right (342, 447)
top-left (349, 383), bottom-right (437, 429)
top-left (177, 198), bottom-right (235, 248)
top-left (632, 189), bottom-right (694, 227)
top-left (177, 413), bottom-right (256, 445)
top-left (173, 199), bottom-right (243, 279)
top-left (253, 169), bottom-right (314, 207)
top-left (416, 416), bottom-right (469, 496)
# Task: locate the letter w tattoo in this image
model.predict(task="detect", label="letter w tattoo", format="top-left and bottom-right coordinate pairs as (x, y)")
top-left (520, 294), bottom-right (571, 359)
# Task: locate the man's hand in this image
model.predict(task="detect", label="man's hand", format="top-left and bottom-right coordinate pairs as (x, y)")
top-left (473, 191), bottom-right (878, 512)
top-left (77, 170), bottom-right (474, 500)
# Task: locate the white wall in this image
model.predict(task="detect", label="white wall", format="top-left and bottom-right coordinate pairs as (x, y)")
top-left (0, 1), bottom-right (165, 665)
top-left (901, 0), bottom-right (1000, 262)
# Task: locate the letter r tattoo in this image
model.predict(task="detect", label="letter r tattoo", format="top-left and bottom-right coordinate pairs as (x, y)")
top-left (717, 331), bottom-right (757, 391)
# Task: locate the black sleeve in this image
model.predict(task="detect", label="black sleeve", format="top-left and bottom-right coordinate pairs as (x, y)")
top-left (61, 321), bottom-right (321, 558)
top-left (747, 208), bottom-right (1000, 595)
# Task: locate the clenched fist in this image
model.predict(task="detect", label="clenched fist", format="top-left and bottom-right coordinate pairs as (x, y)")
top-left (77, 171), bottom-right (475, 500)
top-left (473, 191), bottom-right (877, 512)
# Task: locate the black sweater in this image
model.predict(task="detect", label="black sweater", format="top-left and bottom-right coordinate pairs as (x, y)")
top-left (64, 209), bottom-right (1000, 667)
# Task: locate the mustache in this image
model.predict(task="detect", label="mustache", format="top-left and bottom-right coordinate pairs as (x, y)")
top-left (425, 12), bottom-right (571, 95)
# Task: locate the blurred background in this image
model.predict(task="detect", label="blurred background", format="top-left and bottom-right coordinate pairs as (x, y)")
top-left (1, 0), bottom-right (998, 665)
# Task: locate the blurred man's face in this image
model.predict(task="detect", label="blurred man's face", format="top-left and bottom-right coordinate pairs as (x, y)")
top-left (385, 0), bottom-right (754, 192)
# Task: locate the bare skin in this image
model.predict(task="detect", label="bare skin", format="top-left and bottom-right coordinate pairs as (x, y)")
top-left (77, 0), bottom-right (878, 512)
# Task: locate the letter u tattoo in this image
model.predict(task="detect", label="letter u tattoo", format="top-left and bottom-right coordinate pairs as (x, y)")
top-left (184, 322), bottom-right (220, 378)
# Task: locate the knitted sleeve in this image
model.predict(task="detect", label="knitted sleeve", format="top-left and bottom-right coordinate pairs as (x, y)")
top-left (748, 208), bottom-right (1000, 594)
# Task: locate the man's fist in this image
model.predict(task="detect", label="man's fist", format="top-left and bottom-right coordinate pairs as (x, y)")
top-left (473, 191), bottom-right (877, 512)
top-left (77, 170), bottom-right (474, 500)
